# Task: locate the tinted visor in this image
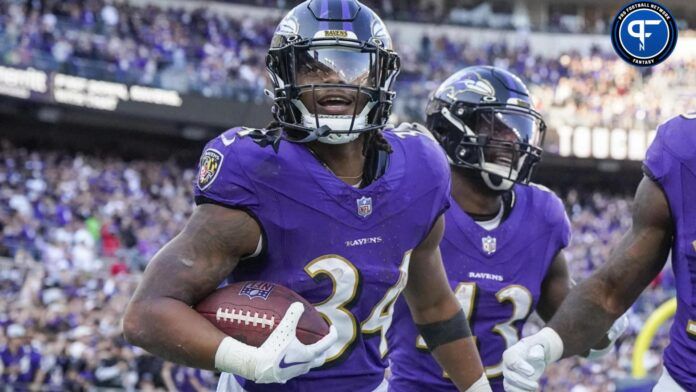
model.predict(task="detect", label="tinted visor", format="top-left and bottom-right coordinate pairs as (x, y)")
top-left (295, 47), bottom-right (378, 88)
top-left (470, 109), bottom-right (543, 146)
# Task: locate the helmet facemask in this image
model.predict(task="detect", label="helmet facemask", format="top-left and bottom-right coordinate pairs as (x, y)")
top-left (438, 102), bottom-right (546, 191)
top-left (267, 37), bottom-right (400, 144)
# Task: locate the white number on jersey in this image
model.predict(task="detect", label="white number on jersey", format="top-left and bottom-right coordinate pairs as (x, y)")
top-left (416, 283), bottom-right (533, 378)
top-left (304, 255), bottom-right (360, 362)
top-left (361, 251), bottom-right (411, 357)
top-left (305, 251), bottom-right (412, 363)
top-left (487, 285), bottom-right (533, 376)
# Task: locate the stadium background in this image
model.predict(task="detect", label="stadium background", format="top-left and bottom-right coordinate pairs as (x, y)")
top-left (0, 0), bottom-right (694, 390)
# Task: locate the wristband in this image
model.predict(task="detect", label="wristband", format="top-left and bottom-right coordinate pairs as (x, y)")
top-left (537, 327), bottom-right (564, 363)
top-left (464, 373), bottom-right (492, 392)
top-left (586, 344), bottom-right (613, 360)
top-left (215, 336), bottom-right (257, 379)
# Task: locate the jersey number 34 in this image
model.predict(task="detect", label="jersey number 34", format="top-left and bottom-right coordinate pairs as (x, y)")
top-left (304, 251), bottom-right (412, 363)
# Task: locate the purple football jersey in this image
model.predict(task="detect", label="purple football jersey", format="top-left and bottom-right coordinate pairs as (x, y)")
top-left (193, 126), bottom-right (450, 392)
top-left (388, 184), bottom-right (570, 392)
top-left (643, 114), bottom-right (696, 391)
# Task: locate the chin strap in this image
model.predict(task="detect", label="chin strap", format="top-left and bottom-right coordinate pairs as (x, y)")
top-left (317, 132), bottom-right (361, 144)
top-left (480, 162), bottom-right (517, 191)
top-left (294, 97), bottom-right (373, 145)
top-left (248, 128), bottom-right (283, 153)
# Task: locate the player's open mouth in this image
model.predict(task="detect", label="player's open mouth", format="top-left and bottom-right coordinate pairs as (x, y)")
top-left (494, 156), bottom-right (513, 166)
top-left (316, 93), bottom-right (354, 115)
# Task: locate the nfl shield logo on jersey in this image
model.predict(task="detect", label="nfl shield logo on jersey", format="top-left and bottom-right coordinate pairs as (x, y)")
top-left (356, 196), bottom-right (373, 218)
top-left (239, 281), bottom-right (275, 300)
top-left (482, 236), bottom-right (497, 255)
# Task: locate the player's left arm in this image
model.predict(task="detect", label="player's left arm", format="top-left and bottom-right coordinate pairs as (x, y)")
top-left (548, 176), bottom-right (671, 357)
top-left (403, 215), bottom-right (490, 392)
top-left (503, 177), bottom-right (671, 392)
top-left (536, 251), bottom-right (624, 354)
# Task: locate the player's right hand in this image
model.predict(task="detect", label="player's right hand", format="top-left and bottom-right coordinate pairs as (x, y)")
top-left (215, 302), bottom-right (338, 384)
top-left (254, 302), bottom-right (338, 383)
top-left (502, 327), bottom-right (564, 392)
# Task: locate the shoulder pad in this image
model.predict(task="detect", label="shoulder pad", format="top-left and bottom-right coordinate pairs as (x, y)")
top-left (655, 114), bottom-right (696, 160)
top-left (528, 182), bottom-right (553, 194)
top-left (390, 122), bottom-right (437, 142)
top-left (525, 184), bottom-right (572, 249)
top-left (216, 127), bottom-right (282, 152)
top-left (526, 183), bottom-right (567, 225)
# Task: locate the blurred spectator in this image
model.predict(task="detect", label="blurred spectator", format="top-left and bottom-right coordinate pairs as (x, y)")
top-left (0, 324), bottom-right (43, 388)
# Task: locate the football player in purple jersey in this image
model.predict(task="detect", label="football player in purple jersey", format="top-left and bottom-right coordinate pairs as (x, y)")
top-left (502, 112), bottom-right (696, 392)
top-left (387, 66), bottom-right (627, 392)
top-left (123, 1), bottom-right (489, 391)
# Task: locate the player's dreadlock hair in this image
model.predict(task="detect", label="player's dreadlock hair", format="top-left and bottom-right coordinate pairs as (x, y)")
top-left (361, 129), bottom-right (392, 186)
top-left (259, 120), bottom-right (392, 186)
top-left (362, 129), bottom-right (393, 155)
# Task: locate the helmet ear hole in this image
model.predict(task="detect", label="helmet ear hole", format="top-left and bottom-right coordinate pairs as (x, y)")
top-left (455, 145), bottom-right (471, 162)
top-left (370, 38), bottom-right (383, 47)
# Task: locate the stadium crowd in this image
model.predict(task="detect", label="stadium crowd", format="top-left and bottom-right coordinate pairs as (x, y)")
top-left (1, 0), bottom-right (695, 136)
top-left (394, 39), bottom-right (696, 135)
top-left (227, 0), bottom-right (446, 25)
top-left (0, 139), bottom-right (218, 391)
top-left (0, 138), bottom-right (676, 390)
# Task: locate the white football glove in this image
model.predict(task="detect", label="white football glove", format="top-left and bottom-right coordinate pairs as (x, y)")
top-left (586, 312), bottom-right (629, 360)
top-left (502, 327), bottom-right (563, 392)
top-left (215, 302), bottom-right (338, 384)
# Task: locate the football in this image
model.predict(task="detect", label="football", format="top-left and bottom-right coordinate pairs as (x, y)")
top-left (195, 281), bottom-right (330, 347)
